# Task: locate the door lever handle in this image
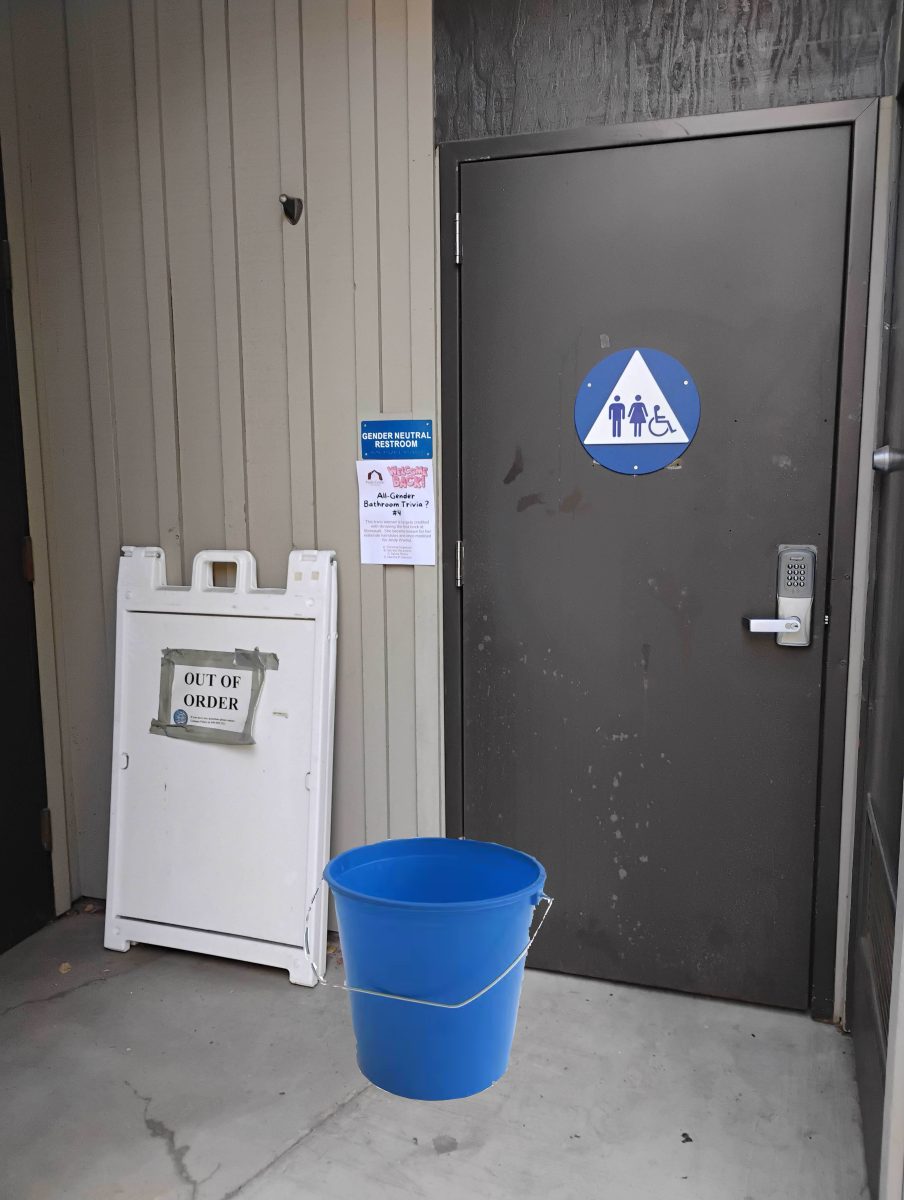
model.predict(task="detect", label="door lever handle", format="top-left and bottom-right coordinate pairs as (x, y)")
top-left (872, 445), bottom-right (904, 473)
top-left (743, 616), bottom-right (801, 634)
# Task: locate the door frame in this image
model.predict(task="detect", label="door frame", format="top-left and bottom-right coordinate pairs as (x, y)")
top-left (439, 98), bottom-right (879, 1019)
top-left (0, 120), bottom-right (72, 908)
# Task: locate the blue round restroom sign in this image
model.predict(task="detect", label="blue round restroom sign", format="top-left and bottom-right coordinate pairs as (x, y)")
top-left (574, 347), bottom-right (701, 475)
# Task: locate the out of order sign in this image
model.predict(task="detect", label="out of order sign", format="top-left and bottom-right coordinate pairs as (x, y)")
top-left (176, 667), bottom-right (251, 722)
top-left (150, 647), bottom-right (278, 744)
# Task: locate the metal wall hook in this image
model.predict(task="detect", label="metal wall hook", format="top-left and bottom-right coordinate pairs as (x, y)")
top-left (279, 194), bottom-right (303, 225)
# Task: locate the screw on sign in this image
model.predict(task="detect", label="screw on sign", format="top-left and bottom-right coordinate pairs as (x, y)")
top-left (387, 465), bottom-right (429, 488)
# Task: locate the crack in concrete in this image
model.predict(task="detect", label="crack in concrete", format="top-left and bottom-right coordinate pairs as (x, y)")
top-left (220, 1082), bottom-right (372, 1199)
top-left (126, 1082), bottom-right (218, 1199)
top-left (1, 958), bottom-right (157, 1018)
top-left (1, 974), bottom-right (110, 1017)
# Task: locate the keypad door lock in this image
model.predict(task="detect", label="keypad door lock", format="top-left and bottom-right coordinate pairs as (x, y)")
top-left (743, 545), bottom-right (816, 647)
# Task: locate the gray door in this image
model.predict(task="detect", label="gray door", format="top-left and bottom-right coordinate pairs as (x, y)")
top-left (459, 126), bottom-right (854, 1009)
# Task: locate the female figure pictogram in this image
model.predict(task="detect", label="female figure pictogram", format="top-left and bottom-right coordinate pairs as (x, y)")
top-left (628, 394), bottom-right (648, 437)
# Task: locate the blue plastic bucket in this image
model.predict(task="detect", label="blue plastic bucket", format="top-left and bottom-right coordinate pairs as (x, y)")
top-left (324, 837), bottom-right (547, 1101)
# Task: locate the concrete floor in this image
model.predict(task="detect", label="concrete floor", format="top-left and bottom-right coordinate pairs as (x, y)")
top-left (1, 908), bottom-right (868, 1200)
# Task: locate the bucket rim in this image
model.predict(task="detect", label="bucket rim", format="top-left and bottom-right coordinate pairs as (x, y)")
top-left (323, 837), bottom-right (546, 911)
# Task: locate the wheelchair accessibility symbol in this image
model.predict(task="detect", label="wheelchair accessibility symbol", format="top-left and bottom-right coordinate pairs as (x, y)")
top-left (574, 347), bottom-right (701, 476)
top-left (648, 407), bottom-right (676, 437)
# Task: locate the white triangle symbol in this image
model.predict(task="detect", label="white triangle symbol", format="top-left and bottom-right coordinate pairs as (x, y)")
top-left (584, 351), bottom-right (688, 445)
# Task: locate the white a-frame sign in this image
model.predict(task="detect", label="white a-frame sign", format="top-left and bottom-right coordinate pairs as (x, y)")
top-left (105, 548), bottom-right (337, 985)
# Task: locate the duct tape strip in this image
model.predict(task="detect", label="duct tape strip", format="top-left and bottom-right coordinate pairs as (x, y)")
top-left (150, 647), bottom-right (279, 745)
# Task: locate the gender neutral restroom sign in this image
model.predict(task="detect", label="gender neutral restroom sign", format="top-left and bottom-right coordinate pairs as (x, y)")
top-left (574, 348), bottom-right (700, 475)
top-left (361, 418), bottom-right (433, 460)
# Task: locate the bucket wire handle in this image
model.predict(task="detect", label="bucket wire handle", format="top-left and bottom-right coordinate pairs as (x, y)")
top-left (303, 885), bottom-right (553, 1010)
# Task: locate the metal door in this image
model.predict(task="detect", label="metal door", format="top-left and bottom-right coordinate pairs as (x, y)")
top-left (447, 109), bottom-right (874, 1010)
top-left (0, 156), bottom-right (54, 952)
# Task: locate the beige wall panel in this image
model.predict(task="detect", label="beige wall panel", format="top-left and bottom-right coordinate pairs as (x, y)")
top-left (348, 0), bottom-right (389, 843)
top-left (156, 0), bottom-right (227, 561)
top-left (386, 566), bottom-right (418, 837)
top-left (374, 0), bottom-right (412, 409)
top-left (200, 0), bottom-right (248, 556)
top-left (301, 0), bottom-right (367, 854)
top-left (131, 0), bottom-right (184, 577)
top-left (84, 1), bottom-right (161, 551)
top-left (408, 0), bottom-right (442, 835)
top-left (65, 3), bottom-right (122, 648)
top-left (274, 0), bottom-right (317, 551)
top-left (228, 0), bottom-right (293, 587)
top-left (375, 0), bottom-right (418, 837)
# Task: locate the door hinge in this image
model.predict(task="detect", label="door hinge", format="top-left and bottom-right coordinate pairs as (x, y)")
top-left (455, 539), bottom-right (463, 588)
top-left (454, 212), bottom-right (461, 265)
top-left (40, 807), bottom-right (52, 853)
top-left (1, 239), bottom-right (11, 292)
top-left (22, 534), bottom-right (34, 583)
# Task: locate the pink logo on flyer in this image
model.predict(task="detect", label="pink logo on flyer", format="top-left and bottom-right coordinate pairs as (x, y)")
top-left (387, 465), bottom-right (428, 489)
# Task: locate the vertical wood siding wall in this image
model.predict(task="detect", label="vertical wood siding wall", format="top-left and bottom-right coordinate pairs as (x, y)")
top-left (434, 0), bottom-right (898, 142)
top-left (0, 0), bottom-right (440, 899)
